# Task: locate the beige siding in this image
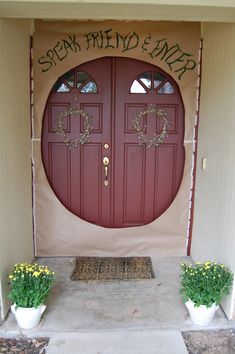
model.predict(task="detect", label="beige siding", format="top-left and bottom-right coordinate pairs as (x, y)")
top-left (0, 1), bottom-right (235, 22)
top-left (191, 23), bottom-right (235, 319)
top-left (0, 19), bottom-right (33, 320)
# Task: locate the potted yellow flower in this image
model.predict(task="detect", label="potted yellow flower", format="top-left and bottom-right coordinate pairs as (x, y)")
top-left (180, 261), bottom-right (233, 326)
top-left (9, 263), bottom-right (55, 329)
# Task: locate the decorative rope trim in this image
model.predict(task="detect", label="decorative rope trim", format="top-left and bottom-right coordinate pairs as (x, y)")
top-left (54, 107), bottom-right (93, 150)
top-left (132, 105), bottom-right (170, 149)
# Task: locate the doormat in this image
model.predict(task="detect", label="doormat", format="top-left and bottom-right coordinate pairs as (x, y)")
top-left (182, 329), bottom-right (235, 354)
top-left (71, 257), bottom-right (155, 281)
top-left (0, 337), bottom-right (49, 354)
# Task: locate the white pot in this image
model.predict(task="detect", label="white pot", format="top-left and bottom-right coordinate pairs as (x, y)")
top-left (185, 299), bottom-right (219, 326)
top-left (11, 303), bottom-right (46, 329)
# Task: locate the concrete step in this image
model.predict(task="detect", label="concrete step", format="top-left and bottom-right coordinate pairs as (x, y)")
top-left (46, 330), bottom-right (188, 354)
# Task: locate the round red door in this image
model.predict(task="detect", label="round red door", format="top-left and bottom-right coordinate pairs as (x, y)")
top-left (42, 57), bottom-right (185, 228)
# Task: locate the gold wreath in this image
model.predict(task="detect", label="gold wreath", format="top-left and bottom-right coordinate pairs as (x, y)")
top-left (132, 105), bottom-right (170, 149)
top-left (54, 107), bottom-right (93, 150)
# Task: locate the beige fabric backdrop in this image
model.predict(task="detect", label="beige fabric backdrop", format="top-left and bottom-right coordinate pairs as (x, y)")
top-left (33, 20), bottom-right (200, 256)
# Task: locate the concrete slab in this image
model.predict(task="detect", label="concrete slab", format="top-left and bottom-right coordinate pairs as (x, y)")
top-left (1, 257), bottom-right (234, 333)
top-left (1, 257), bottom-right (235, 354)
top-left (46, 330), bottom-right (188, 354)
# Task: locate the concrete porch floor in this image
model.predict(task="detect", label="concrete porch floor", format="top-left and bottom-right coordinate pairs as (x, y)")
top-left (1, 256), bottom-right (235, 353)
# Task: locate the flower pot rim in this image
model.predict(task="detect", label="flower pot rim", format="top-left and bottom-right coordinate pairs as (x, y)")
top-left (11, 303), bottom-right (45, 310)
top-left (186, 299), bottom-right (218, 308)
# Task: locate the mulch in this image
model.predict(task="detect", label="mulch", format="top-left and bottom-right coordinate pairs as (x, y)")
top-left (71, 256), bottom-right (155, 281)
top-left (0, 337), bottom-right (49, 354)
top-left (182, 329), bottom-right (235, 354)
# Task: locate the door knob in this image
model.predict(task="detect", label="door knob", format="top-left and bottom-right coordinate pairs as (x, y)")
top-left (103, 156), bottom-right (109, 166)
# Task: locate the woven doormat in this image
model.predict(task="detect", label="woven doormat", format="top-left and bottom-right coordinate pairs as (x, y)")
top-left (71, 257), bottom-right (155, 281)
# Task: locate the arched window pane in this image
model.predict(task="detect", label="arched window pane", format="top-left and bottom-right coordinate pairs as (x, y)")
top-left (64, 71), bottom-right (75, 87)
top-left (56, 83), bottom-right (71, 92)
top-left (139, 72), bottom-right (151, 89)
top-left (153, 72), bottom-right (166, 89)
top-left (81, 80), bottom-right (98, 93)
top-left (77, 71), bottom-right (90, 88)
top-left (158, 82), bottom-right (175, 94)
top-left (130, 80), bottom-right (147, 93)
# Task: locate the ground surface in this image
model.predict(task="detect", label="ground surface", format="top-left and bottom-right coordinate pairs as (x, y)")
top-left (1, 331), bottom-right (235, 353)
top-left (0, 337), bottom-right (49, 354)
top-left (182, 329), bottom-right (235, 354)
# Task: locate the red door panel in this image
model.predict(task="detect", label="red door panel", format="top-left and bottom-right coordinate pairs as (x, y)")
top-left (41, 57), bottom-right (185, 228)
top-left (42, 58), bottom-right (112, 226)
top-left (113, 58), bottom-right (185, 227)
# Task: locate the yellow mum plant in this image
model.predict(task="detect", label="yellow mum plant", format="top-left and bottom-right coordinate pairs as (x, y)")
top-left (8, 263), bottom-right (55, 308)
top-left (180, 261), bottom-right (233, 308)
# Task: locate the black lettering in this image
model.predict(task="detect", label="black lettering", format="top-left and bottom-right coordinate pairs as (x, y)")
top-left (85, 32), bottom-right (103, 49)
top-left (53, 41), bottom-right (68, 61)
top-left (46, 50), bottom-right (56, 65)
top-left (158, 43), bottom-right (180, 61)
top-left (123, 31), bottom-right (139, 52)
top-left (38, 56), bottom-right (53, 73)
top-left (142, 34), bottom-right (151, 52)
top-left (85, 32), bottom-right (93, 50)
top-left (164, 44), bottom-right (181, 61)
top-left (99, 30), bottom-right (104, 48)
top-left (167, 52), bottom-right (190, 70)
top-left (104, 29), bottom-right (114, 49)
top-left (92, 32), bottom-right (101, 48)
top-left (148, 38), bottom-right (166, 58)
top-left (175, 59), bottom-right (197, 80)
top-left (63, 39), bottom-right (74, 54)
top-left (37, 33), bottom-right (197, 78)
top-left (68, 35), bottom-right (81, 52)
top-left (115, 32), bottom-right (127, 49)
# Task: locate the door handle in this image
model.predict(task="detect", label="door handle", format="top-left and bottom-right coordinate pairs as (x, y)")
top-left (103, 156), bottom-right (110, 186)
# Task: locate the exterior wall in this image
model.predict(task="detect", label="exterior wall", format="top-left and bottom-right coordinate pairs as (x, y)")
top-left (191, 23), bottom-right (235, 319)
top-left (0, 19), bottom-right (33, 320)
top-left (0, 1), bottom-right (235, 22)
top-left (0, 16), bottom-right (235, 323)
